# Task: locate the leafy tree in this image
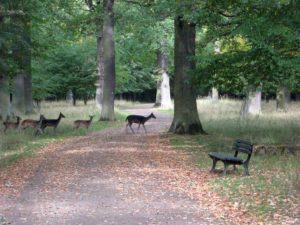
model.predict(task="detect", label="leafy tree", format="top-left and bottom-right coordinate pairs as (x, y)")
top-left (34, 41), bottom-right (97, 105)
top-left (169, 1), bottom-right (206, 134)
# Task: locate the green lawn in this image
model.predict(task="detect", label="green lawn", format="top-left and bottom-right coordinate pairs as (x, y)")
top-left (170, 99), bottom-right (300, 224)
top-left (0, 101), bottom-right (127, 168)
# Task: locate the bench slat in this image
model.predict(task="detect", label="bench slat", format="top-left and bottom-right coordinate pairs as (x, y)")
top-left (209, 152), bottom-right (244, 164)
top-left (233, 142), bottom-right (253, 154)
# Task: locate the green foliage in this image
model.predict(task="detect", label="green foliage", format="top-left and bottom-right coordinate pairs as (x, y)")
top-left (114, 2), bottom-right (174, 95)
top-left (32, 40), bottom-right (97, 101)
top-left (193, 0), bottom-right (300, 95)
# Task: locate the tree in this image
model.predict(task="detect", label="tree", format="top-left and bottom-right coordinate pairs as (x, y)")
top-left (12, 12), bottom-right (34, 114)
top-left (0, 1), bottom-right (34, 115)
top-left (100, 0), bottom-right (116, 121)
top-left (154, 41), bottom-right (172, 108)
top-left (169, 14), bottom-right (206, 134)
top-left (192, 0), bottom-right (299, 115)
top-left (85, 0), bottom-right (105, 110)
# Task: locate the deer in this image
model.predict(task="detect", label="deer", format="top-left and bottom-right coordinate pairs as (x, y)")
top-left (73, 115), bottom-right (94, 130)
top-left (3, 116), bottom-right (21, 133)
top-left (125, 112), bottom-right (156, 133)
top-left (36, 112), bottom-right (65, 134)
top-left (21, 115), bottom-right (44, 130)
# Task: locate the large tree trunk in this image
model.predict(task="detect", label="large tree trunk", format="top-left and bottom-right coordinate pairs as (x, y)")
top-left (95, 22), bottom-right (104, 110)
top-left (85, 0), bottom-right (104, 110)
top-left (100, 0), bottom-right (115, 121)
top-left (240, 86), bottom-right (262, 117)
top-left (22, 16), bottom-right (33, 114)
top-left (12, 74), bottom-right (25, 113)
top-left (154, 41), bottom-right (172, 108)
top-left (0, 74), bottom-right (10, 120)
top-left (168, 16), bottom-right (206, 134)
top-left (211, 41), bottom-right (220, 101)
top-left (276, 86), bottom-right (289, 111)
top-left (211, 87), bottom-right (219, 101)
top-left (12, 15), bottom-right (33, 114)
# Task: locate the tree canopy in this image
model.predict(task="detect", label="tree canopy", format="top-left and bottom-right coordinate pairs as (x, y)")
top-left (0, 0), bottom-right (299, 106)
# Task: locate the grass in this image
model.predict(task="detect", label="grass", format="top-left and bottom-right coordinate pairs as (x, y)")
top-left (170, 98), bottom-right (300, 224)
top-left (0, 100), bottom-right (127, 168)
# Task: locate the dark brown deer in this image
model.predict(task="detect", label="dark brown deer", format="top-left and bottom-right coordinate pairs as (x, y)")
top-left (21, 115), bottom-right (44, 130)
top-left (125, 112), bottom-right (156, 133)
top-left (36, 112), bottom-right (65, 134)
top-left (3, 116), bottom-right (21, 133)
top-left (73, 115), bottom-right (94, 130)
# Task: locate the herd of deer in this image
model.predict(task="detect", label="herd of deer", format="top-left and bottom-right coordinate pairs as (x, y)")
top-left (2, 112), bottom-right (156, 134)
top-left (2, 113), bottom-right (94, 134)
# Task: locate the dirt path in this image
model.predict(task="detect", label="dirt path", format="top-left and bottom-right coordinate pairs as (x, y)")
top-left (0, 105), bottom-right (224, 225)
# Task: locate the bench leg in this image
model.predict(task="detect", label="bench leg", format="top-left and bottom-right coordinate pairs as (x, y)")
top-left (233, 164), bottom-right (238, 172)
top-left (223, 163), bottom-right (229, 176)
top-left (210, 159), bottom-right (217, 172)
top-left (243, 163), bottom-right (250, 176)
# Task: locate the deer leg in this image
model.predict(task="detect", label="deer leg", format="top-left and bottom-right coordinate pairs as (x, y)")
top-left (129, 123), bottom-right (135, 134)
top-left (223, 163), bottom-right (229, 176)
top-left (210, 159), bottom-right (217, 172)
top-left (142, 124), bottom-right (147, 133)
top-left (35, 128), bottom-right (42, 135)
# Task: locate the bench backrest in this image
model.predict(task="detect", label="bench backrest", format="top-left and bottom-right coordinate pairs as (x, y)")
top-left (233, 139), bottom-right (253, 162)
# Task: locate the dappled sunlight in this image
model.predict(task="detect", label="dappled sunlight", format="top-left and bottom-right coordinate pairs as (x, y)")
top-left (63, 147), bottom-right (98, 155)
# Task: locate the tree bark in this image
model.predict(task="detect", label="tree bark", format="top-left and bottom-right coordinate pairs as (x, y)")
top-left (100, 0), bottom-right (115, 121)
top-left (22, 16), bottom-right (34, 114)
top-left (95, 21), bottom-right (104, 110)
top-left (168, 16), bottom-right (206, 134)
top-left (211, 87), bottom-right (219, 101)
top-left (211, 41), bottom-right (220, 101)
top-left (72, 89), bottom-right (77, 106)
top-left (12, 74), bottom-right (25, 113)
top-left (0, 74), bottom-right (10, 120)
top-left (240, 86), bottom-right (262, 117)
top-left (154, 41), bottom-right (172, 108)
top-left (276, 86), bottom-right (289, 111)
top-left (12, 15), bottom-right (34, 114)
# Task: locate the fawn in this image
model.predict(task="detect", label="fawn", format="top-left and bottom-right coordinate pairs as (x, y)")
top-left (21, 115), bottom-right (44, 130)
top-left (3, 116), bottom-right (21, 133)
top-left (36, 112), bottom-right (65, 134)
top-left (125, 112), bottom-right (156, 133)
top-left (73, 115), bottom-right (94, 130)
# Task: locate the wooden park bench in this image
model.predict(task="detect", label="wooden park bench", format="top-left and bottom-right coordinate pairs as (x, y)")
top-left (208, 139), bottom-right (253, 176)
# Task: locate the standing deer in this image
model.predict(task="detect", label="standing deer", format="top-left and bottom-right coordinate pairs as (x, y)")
top-left (21, 115), bottom-right (44, 130)
top-left (73, 115), bottom-right (94, 130)
top-left (36, 112), bottom-right (65, 134)
top-left (3, 116), bottom-right (21, 133)
top-left (125, 112), bottom-right (156, 133)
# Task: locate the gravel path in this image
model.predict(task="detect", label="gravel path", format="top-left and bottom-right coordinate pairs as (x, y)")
top-left (0, 105), bottom-right (224, 225)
